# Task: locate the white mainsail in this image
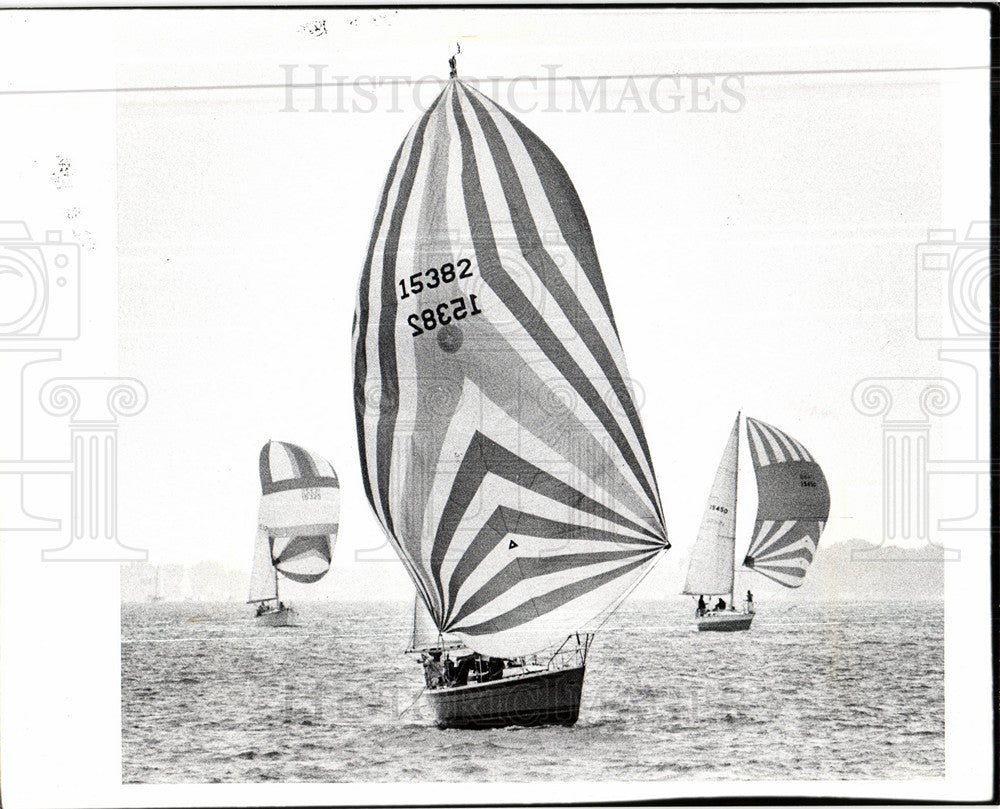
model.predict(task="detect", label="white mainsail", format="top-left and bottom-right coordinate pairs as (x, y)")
top-left (248, 440), bottom-right (340, 603)
top-left (682, 414), bottom-right (739, 597)
top-left (742, 417), bottom-right (830, 587)
top-left (353, 78), bottom-right (669, 658)
top-left (248, 527), bottom-right (276, 603)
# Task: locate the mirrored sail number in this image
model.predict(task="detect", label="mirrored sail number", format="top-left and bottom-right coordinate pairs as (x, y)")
top-left (398, 258), bottom-right (473, 300)
top-left (408, 294), bottom-right (482, 336)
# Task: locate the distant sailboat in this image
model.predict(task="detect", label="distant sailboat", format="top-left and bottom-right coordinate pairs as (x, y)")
top-left (150, 566), bottom-right (164, 603)
top-left (248, 440), bottom-right (339, 626)
top-left (353, 65), bottom-right (669, 727)
top-left (683, 413), bottom-right (830, 631)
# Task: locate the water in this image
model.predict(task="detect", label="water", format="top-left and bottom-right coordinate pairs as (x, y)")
top-left (121, 599), bottom-right (943, 783)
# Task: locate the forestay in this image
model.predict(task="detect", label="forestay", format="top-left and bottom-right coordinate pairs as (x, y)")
top-left (248, 440), bottom-right (339, 602)
top-left (407, 591), bottom-right (464, 653)
top-left (742, 418), bottom-right (830, 587)
top-left (682, 414), bottom-right (739, 597)
top-left (353, 78), bottom-right (669, 658)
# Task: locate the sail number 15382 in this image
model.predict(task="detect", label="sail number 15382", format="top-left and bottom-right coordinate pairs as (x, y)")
top-left (409, 294), bottom-right (482, 336)
top-left (399, 258), bottom-right (473, 300)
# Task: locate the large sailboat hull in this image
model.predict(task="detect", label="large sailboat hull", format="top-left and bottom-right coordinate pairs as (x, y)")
top-left (426, 665), bottom-right (585, 729)
top-left (255, 606), bottom-right (296, 627)
top-left (696, 611), bottom-right (754, 632)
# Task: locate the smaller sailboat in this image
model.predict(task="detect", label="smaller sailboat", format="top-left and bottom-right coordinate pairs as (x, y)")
top-left (683, 414), bottom-right (830, 632)
top-left (248, 440), bottom-right (339, 626)
top-left (149, 566), bottom-right (164, 603)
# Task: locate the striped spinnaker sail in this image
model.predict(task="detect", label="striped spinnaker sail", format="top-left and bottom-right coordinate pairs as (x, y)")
top-left (353, 79), bottom-right (668, 658)
top-left (249, 441), bottom-right (339, 601)
top-left (742, 418), bottom-right (830, 588)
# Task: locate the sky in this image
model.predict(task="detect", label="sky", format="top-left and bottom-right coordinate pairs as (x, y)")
top-left (103, 7), bottom-right (990, 603)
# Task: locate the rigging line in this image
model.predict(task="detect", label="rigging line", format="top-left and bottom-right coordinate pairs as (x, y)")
top-left (0, 63), bottom-right (989, 97)
top-left (587, 546), bottom-right (666, 638)
top-left (397, 685), bottom-right (426, 719)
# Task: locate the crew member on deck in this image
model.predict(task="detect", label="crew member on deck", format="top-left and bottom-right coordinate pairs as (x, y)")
top-left (715, 597), bottom-right (726, 611)
top-left (696, 595), bottom-right (706, 617)
top-left (421, 651), bottom-right (444, 688)
top-left (746, 590), bottom-right (754, 613)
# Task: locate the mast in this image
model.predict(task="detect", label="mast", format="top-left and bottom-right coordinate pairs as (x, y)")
top-left (731, 411), bottom-right (740, 607)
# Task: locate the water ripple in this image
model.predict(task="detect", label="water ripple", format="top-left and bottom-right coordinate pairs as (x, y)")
top-left (122, 600), bottom-right (943, 782)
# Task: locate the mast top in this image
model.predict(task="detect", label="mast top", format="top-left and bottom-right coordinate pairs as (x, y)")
top-left (449, 42), bottom-right (460, 79)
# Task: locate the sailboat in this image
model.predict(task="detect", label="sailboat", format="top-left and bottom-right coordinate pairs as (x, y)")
top-left (404, 591), bottom-right (593, 727)
top-left (683, 413), bottom-right (830, 632)
top-left (149, 566), bottom-right (164, 603)
top-left (248, 440), bottom-right (340, 626)
top-left (353, 62), bottom-right (669, 728)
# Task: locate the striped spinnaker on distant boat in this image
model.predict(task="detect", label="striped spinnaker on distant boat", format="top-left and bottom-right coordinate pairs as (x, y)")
top-left (352, 79), bottom-right (668, 658)
top-left (742, 418), bottom-right (830, 588)
top-left (251, 441), bottom-right (339, 597)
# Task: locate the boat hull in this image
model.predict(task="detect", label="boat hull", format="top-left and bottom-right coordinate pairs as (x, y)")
top-left (255, 606), bottom-right (296, 627)
top-left (696, 611), bottom-right (754, 632)
top-left (426, 665), bottom-right (585, 729)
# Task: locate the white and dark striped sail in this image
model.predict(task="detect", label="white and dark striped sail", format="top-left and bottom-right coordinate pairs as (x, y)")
top-left (353, 78), bottom-right (669, 658)
top-left (742, 418), bottom-right (830, 588)
top-left (682, 415), bottom-right (739, 597)
top-left (248, 440), bottom-right (339, 602)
